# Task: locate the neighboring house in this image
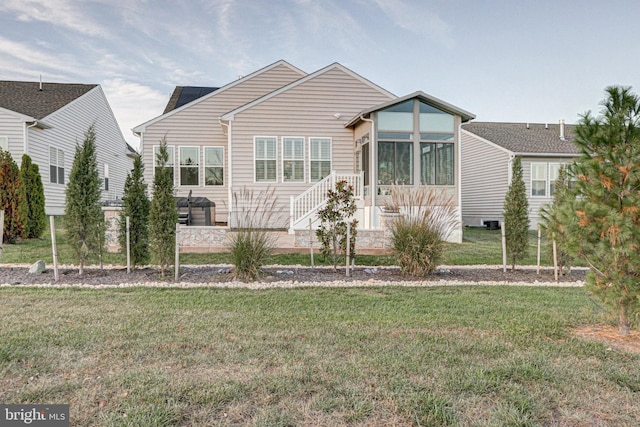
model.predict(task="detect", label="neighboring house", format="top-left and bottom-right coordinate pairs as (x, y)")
top-left (0, 81), bottom-right (135, 215)
top-left (461, 121), bottom-right (579, 229)
top-left (134, 60), bottom-right (474, 242)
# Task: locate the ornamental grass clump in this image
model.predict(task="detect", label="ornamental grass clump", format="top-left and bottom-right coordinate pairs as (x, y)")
top-left (387, 187), bottom-right (459, 276)
top-left (227, 187), bottom-right (283, 281)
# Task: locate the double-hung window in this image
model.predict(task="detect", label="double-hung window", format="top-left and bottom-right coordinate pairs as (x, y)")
top-left (49, 147), bottom-right (65, 184)
top-left (310, 137), bottom-right (331, 181)
top-left (153, 145), bottom-right (174, 182)
top-left (531, 163), bottom-right (548, 196)
top-left (204, 147), bottom-right (224, 186)
top-left (255, 137), bottom-right (277, 182)
top-left (179, 146), bottom-right (199, 186)
top-left (282, 137), bottom-right (304, 182)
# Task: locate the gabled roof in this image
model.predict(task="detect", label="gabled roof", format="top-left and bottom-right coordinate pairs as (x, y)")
top-left (0, 81), bottom-right (97, 119)
top-left (163, 86), bottom-right (219, 114)
top-left (220, 62), bottom-right (396, 121)
top-left (462, 122), bottom-right (579, 155)
top-left (133, 60), bottom-right (307, 133)
top-left (345, 91), bottom-right (475, 127)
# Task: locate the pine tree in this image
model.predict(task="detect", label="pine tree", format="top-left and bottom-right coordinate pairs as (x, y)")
top-left (64, 125), bottom-right (104, 274)
top-left (118, 154), bottom-right (150, 268)
top-left (20, 154), bottom-right (46, 239)
top-left (540, 165), bottom-right (574, 273)
top-left (148, 139), bottom-right (178, 275)
top-left (503, 156), bottom-right (530, 270)
top-left (560, 86), bottom-right (640, 335)
top-left (0, 149), bottom-right (26, 243)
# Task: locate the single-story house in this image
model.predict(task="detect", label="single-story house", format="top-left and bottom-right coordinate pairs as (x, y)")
top-left (460, 121), bottom-right (579, 229)
top-left (133, 60), bottom-right (475, 243)
top-left (0, 80), bottom-right (135, 214)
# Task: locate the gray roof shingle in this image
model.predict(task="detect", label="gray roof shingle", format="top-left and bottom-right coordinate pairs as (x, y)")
top-left (0, 81), bottom-right (97, 120)
top-left (462, 122), bottom-right (579, 155)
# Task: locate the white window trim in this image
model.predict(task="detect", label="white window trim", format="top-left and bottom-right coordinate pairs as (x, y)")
top-left (531, 162), bottom-right (566, 198)
top-left (104, 163), bottom-right (109, 191)
top-left (254, 136), bottom-right (278, 183)
top-left (282, 136), bottom-right (305, 183)
top-left (204, 146), bottom-right (225, 186)
top-left (152, 144), bottom-right (175, 182)
top-left (309, 137), bottom-right (332, 182)
top-left (179, 146), bottom-right (200, 187)
top-left (49, 145), bottom-right (65, 185)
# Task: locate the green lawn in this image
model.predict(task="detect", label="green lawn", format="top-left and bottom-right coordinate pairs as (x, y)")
top-left (1, 286), bottom-right (637, 426)
top-left (1, 218), bottom-right (556, 267)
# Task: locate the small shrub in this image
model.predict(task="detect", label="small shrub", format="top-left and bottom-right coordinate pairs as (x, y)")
top-left (227, 187), bottom-right (283, 281)
top-left (387, 187), bottom-right (459, 276)
top-left (316, 180), bottom-right (358, 270)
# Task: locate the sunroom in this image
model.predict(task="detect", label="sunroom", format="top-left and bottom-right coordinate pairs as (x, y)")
top-left (346, 92), bottom-right (475, 240)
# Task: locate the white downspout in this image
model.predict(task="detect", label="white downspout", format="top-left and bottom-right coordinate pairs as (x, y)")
top-left (219, 119), bottom-right (232, 227)
top-left (24, 121), bottom-right (38, 155)
top-left (360, 115), bottom-right (376, 228)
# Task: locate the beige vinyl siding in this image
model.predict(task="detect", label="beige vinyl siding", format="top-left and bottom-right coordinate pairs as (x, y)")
top-left (0, 109), bottom-right (26, 156)
top-left (460, 130), bottom-right (510, 226)
top-left (140, 63), bottom-right (304, 224)
top-left (229, 67), bottom-right (394, 226)
top-left (27, 86), bottom-right (132, 215)
top-left (522, 156), bottom-right (574, 229)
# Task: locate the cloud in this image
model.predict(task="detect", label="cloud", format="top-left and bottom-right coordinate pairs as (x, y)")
top-left (0, 0), bottom-right (110, 38)
top-left (372, 0), bottom-right (455, 48)
top-left (102, 79), bottom-right (168, 147)
top-left (0, 36), bottom-right (82, 77)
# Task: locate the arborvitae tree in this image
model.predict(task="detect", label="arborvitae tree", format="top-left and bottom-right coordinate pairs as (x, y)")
top-left (148, 139), bottom-right (178, 275)
top-left (64, 125), bottom-right (104, 275)
top-left (118, 154), bottom-right (150, 268)
top-left (559, 86), bottom-right (640, 335)
top-left (0, 149), bottom-right (26, 243)
top-left (20, 154), bottom-right (46, 239)
top-left (503, 156), bottom-right (530, 270)
top-left (315, 180), bottom-right (358, 271)
top-left (540, 165), bottom-right (574, 273)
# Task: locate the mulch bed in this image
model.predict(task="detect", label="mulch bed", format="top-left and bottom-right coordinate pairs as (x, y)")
top-left (1, 265), bottom-right (586, 286)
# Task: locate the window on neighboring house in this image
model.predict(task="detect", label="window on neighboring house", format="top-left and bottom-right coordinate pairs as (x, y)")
top-left (531, 163), bottom-right (548, 196)
top-left (153, 145), bottom-right (174, 182)
top-left (548, 163), bottom-right (561, 195)
top-left (255, 137), bottom-right (277, 182)
top-left (179, 146), bottom-right (199, 186)
top-left (204, 147), bottom-right (224, 186)
top-left (310, 137), bottom-right (332, 181)
top-left (378, 140), bottom-right (413, 185)
top-left (0, 136), bottom-right (8, 151)
top-left (282, 137), bottom-right (305, 182)
top-left (104, 164), bottom-right (109, 191)
top-left (49, 147), bottom-right (65, 184)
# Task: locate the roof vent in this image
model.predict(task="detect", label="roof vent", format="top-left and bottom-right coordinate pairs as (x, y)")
top-left (559, 119), bottom-right (566, 141)
top-left (39, 74), bottom-right (43, 91)
top-left (526, 123), bottom-right (530, 129)
top-left (545, 123), bottom-right (548, 130)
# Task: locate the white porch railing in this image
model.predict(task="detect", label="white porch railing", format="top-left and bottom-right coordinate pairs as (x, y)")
top-left (289, 171), bottom-right (363, 230)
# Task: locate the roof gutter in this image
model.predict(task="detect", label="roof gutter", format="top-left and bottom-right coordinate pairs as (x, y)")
top-left (512, 152), bottom-right (577, 158)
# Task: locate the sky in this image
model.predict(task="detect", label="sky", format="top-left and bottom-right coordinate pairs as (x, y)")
top-left (2, 0), bottom-right (639, 150)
